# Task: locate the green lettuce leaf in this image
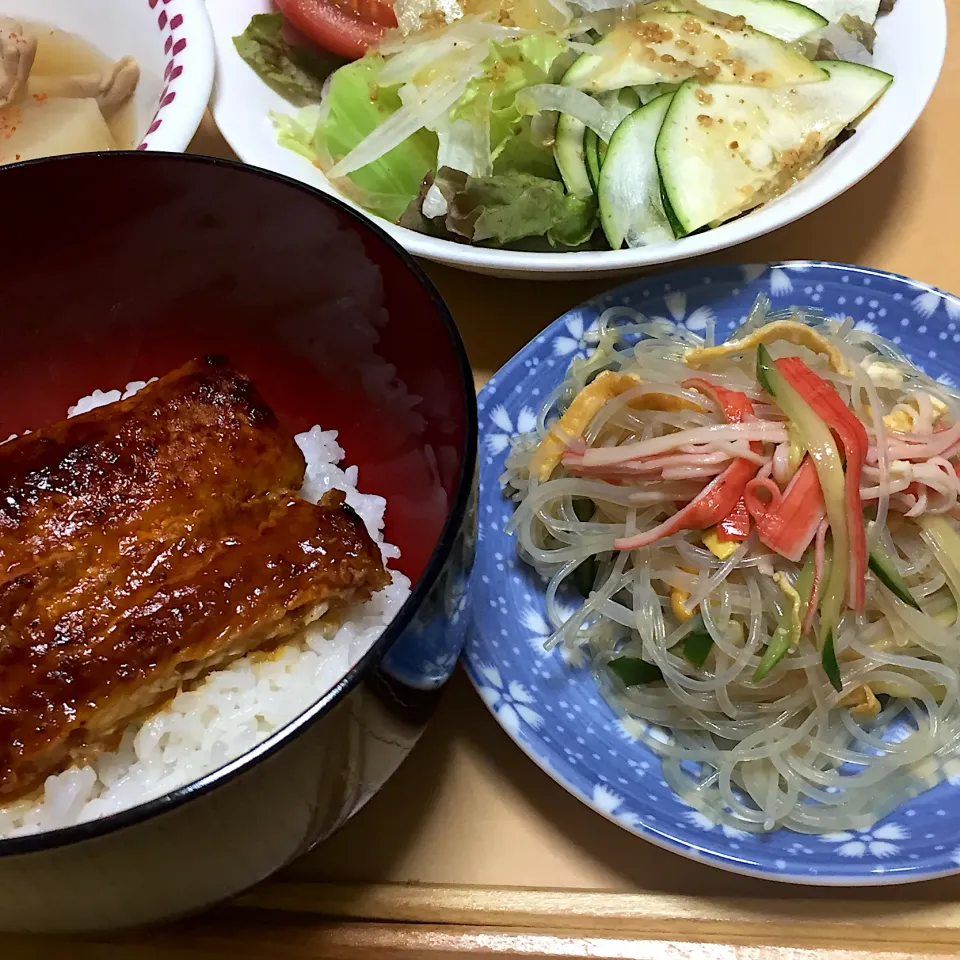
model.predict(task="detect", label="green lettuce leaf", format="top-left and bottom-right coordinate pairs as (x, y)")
top-left (452, 35), bottom-right (568, 165)
top-left (271, 106), bottom-right (323, 161)
top-left (315, 56), bottom-right (439, 223)
top-left (546, 195), bottom-right (599, 247)
top-left (401, 167), bottom-right (597, 247)
top-left (838, 13), bottom-right (877, 53)
top-left (493, 117), bottom-right (561, 180)
top-left (234, 13), bottom-right (338, 105)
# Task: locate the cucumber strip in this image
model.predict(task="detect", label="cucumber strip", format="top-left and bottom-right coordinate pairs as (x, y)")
top-left (560, 3), bottom-right (825, 94)
top-left (598, 93), bottom-right (675, 250)
top-left (574, 555), bottom-right (599, 596)
top-left (757, 345), bottom-right (848, 645)
top-left (555, 112), bottom-right (594, 198)
top-left (867, 529), bottom-right (922, 610)
top-left (754, 552), bottom-right (816, 681)
top-left (822, 631), bottom-right (843, 692)
top-left (657, 60), bottom-right (893, 235)
top-left (608, 656), bottom-right (663, 686)
top-left (683, 618), bottom-right (714, 667)
top-left (703, 0), bottom-right (827, 41)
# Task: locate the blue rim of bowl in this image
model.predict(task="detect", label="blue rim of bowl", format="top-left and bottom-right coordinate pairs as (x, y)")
top-left (0, 151), bottom-right (478, 858)
top-left (467, 259), bottom-right (960, 886)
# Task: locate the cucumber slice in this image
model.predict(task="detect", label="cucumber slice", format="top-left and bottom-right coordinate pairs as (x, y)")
top-left (701, 0), bottom-right (827, 42)
top-left (802, 0), bottom-right (881, 23)
top-left (599, 93), bottom-right (676, 249)
top-left (868, 539), bottom-right (922, 610)
top-left (661, 184), bottom-right (685, 237)
top-left (560, 2), bottom-right (825, 94)
top-left (577, 88), bottom-right (641, 194)
top-left (555, 112), bottom-right (594, 198)
top-left (657, 59), bottom-right (892, 235)
top-left (608, 656), bottom-right (663, 686)
top-left (682, 618), bottom-right (715, 667)
top-left (584, 128), bottom-right (602, 192)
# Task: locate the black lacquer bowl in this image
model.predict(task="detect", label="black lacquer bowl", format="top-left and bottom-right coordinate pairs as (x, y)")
top-left (0, 153), bottom-right (477, 933)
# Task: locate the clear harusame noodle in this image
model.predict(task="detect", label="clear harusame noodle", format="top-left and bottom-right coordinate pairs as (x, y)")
top-left (502, 298), bottom-right (960, 834)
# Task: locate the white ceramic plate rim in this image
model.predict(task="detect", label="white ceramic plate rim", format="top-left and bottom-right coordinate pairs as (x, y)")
top-left (145, 0), bottom-right (215, 153)
top-left (208, 0), bottom-right (946, 275)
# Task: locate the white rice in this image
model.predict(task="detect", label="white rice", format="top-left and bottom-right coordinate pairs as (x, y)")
top-left (0, 384), bottom-right (411, 838)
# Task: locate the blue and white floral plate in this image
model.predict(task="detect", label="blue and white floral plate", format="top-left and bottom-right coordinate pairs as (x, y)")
top-left (464, 261), bottom-right (960, 885)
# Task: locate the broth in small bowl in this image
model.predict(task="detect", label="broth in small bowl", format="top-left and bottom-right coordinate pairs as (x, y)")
top-left (0, 0), bottom-right (213, 160)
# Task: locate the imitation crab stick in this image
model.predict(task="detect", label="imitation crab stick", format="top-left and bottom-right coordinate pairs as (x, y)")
top-left (683, 377), bottom-right (758, 542)
top-left (613, 456), bottom-right (758, 550)
top-left (757, 345), bottom-right (846, 691)
top-left (528, 371), bottom-right (702, 481)
top-left (744, 458), bottom-right (825, 562)
top-left (775, 356), bottom-right (868, 613)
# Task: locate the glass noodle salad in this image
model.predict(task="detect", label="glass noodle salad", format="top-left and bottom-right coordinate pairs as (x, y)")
top-left (235, 0), bottom-right (895, 250)
top-left (502, 303), bottom-right (960, 834)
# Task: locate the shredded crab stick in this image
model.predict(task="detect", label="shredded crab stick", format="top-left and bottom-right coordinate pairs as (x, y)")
top-left (572, 422), bottom-right (787, 468)
top-left (612, 454), bottom-right (760, 551)
top-left (683, 378), bottom-right (759, 542)
top-left (776, 356), bottom-right (868, 612)
top-left (565, 450), bottom-right (734, 479)
top-left (756, 345), bottom-right (847, 690)
top-left (744, 457), bottom-right (825, 562)
top-left (528, 371), bottom-right (701, 482)
top-left (870, 419), bottom-right (960, 462)
top-left (803, 520), bottom-right (831, 637)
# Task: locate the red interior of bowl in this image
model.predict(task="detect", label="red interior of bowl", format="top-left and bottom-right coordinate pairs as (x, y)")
top-left (0, 154), bottom-right (471, 581)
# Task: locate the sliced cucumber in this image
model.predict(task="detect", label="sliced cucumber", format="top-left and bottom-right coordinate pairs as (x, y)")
top-left (584, 128), bottom-right (603, 192)
top-left (608, 656), bottom-right (663, 686)
top-left (657, 59), bottom-right (892, 235)
top-left (586, 87), bottom-right (641, 191)
top-left (599, 93), bottom-right (676, 249)
top-left (682, 617), bottom-right (715, 667)
top-left (801, 0), bottom-right (881, 23)
top-left (868, 539), bottom-right (922, 610)
top-left (560, 2), bottom-right (825, 94)
top-left (555, 112), bottom-right (594, 198)
top-left (636, 83), bottom-right (676, 104)
top-left (701, 0), bottom-right (827, 42)
top-left (661, 185), bottom-right (685, 237)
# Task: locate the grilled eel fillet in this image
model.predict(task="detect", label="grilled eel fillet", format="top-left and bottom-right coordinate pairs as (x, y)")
top-left (0, 357), bottom-right (388, 801)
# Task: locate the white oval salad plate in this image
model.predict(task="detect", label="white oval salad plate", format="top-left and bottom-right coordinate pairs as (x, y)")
top-left (207, 0), bottom-right (945, 279)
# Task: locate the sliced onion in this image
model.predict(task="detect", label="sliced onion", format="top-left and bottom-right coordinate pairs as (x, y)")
top-left (529, 109), bottom-right (559, 148)
top-left (544, 0), bottom-right (575, 24)
top-left (393, 0), bottom-right (464, 36)
top-left (378, 16), bottom-right (528, 53)
top-left (434, 113), bottom-right (492, 177)
top-left (572, 0), bottom-right (651, 10)
top-left (378, 35), bottom-right (465, 86)
top-left (516, 83), bottom-right (620, 142)
top-left (327, 44), bottom-right (489, 179)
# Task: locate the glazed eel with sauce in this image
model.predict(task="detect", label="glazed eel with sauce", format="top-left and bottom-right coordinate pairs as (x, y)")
top-left (0, 356), bottom-right (388, 801)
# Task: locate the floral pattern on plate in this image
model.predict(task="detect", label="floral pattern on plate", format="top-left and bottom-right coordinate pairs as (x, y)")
top-left (465, 261), bottom-right (960, 885)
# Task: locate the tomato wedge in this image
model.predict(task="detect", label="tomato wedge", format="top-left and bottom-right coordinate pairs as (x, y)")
top-left (276, 0), bottom-right (397, 60)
